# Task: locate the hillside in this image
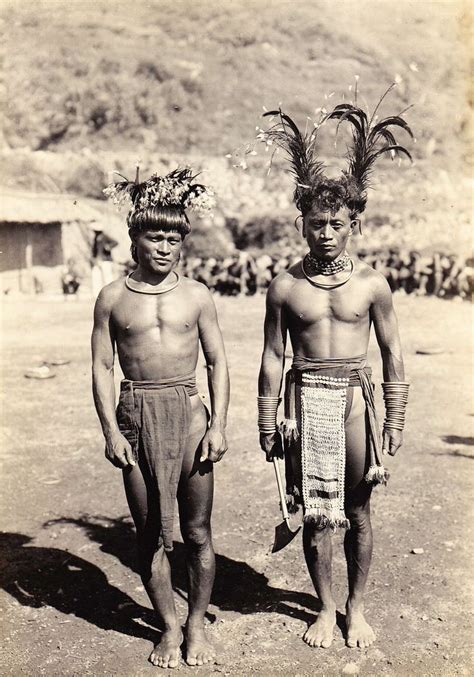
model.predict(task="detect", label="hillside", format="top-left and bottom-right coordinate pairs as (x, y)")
top-left (3, 0), bottom-right (470, 161)
top-left (1, 0), bottom-right (472, 255)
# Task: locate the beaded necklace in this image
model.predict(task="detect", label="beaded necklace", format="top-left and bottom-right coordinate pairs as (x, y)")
top-left (305, 251), bottom-right (351, 275)
top-left (301, 257), bottom-right (354, 289)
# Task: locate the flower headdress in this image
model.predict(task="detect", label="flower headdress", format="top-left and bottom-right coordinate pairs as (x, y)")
top-left (103, 166), bottom-right (215, 224)
top-left (260, 83), bottom-right (414, 216)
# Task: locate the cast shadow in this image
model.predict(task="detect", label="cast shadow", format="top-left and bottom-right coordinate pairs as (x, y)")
top-left (0, 531), bottom-right (158, 642)
top-left (442, 435), bottom-right (474, 446)
top-left (45, 514), bottom-right (319, 625)
top-left (436, 435), bottom-right (474, 459)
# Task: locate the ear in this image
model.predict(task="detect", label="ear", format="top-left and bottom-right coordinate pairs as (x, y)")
top-left (294, 214), bottom-right (304, 235)
top-left (350, 219), bottom-right (361, 235)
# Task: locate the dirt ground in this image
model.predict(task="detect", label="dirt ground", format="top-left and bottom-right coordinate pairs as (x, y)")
top-left (1, 292), bottom-right (473, 676)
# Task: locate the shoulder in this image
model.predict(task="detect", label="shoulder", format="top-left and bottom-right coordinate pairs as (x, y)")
top-left (353, 260), bottom-right (393, 308)
top-left (94, 278), bottom-right (125, 315)
top-left (181, 275), bottom-right (212, 297)
top-left (180, 275), bottom-right (215, 309)
top-left (354, 259), bottom-right (390, 289)
top-left (267, 263), bottom-right (301, 306)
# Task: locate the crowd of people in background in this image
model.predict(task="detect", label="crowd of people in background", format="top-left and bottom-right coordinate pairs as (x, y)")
top-left (179, 249), bottom-right (473, 300)
top-left (61, 247), bottom-right (472, 301)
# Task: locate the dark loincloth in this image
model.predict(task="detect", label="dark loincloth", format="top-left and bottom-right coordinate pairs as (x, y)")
top-left (116, 372), bottom-right (199, 552)
top-left (280, 355), bottom-right (387, 529)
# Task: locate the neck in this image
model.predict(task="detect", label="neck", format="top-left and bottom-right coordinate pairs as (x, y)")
top-left (305, 250), bottom-right (351, 276)
top-left (310, 249), bottom-right (347, 261)
top-left (132, 266), bottom-right (176, 286)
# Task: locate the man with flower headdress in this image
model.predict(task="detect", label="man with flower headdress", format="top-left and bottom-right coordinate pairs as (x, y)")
top-left (257, 86), bottom-right (412, 649)
top-left (92, 167), bottom-right (229, 668)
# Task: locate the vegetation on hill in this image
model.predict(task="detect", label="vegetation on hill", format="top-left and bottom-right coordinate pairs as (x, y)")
top-left (2, 0), bottom-right (471, 256)
top-left (4, 0), bottom-right (470, 159)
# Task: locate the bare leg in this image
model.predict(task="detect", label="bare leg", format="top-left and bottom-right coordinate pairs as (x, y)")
top-left (344, 388), bottom-right (376, 648)
top-left (178, 399), bottom-right (216, 666)
top-left (123, 462), bottom-right (182, 668)
top-left (302, 521), bottom-right (337, 648)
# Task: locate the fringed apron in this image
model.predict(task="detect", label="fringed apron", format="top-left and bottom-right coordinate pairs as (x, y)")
top-left (280, 355), bottom-right (387, 529)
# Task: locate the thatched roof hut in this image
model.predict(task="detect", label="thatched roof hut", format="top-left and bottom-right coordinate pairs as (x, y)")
top-left (0, 188), bottom-right (127, 294)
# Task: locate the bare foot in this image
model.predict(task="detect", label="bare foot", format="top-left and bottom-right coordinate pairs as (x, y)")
top-left (303, 608), bottom-right (336, 648)
top-left (185, 622), bottom-right (216, 666)
top-left (346, 604), bottom-right (376, 649)
top-left (149, 628), bottom-right (182, 669)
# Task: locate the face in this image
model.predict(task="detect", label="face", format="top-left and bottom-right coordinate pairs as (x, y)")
top-left (134, 229), bottom-right (183, 275)
top-left (302, 205), bottom-right (357, 260)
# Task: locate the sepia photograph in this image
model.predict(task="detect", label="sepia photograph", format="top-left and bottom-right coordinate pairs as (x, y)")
top-left (1, 0), bottom-right (472, 674)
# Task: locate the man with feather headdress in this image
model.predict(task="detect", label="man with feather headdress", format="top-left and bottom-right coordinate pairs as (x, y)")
top-left (257, 85), bottom-right (412, 649)
top-left (92, 167), bottom-right (229, 668)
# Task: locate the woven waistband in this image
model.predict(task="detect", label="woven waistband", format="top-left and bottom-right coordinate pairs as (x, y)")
top-left (121, 371), bottom-right (198, 395)
top-left (292, 354), bottom-right (370, 385)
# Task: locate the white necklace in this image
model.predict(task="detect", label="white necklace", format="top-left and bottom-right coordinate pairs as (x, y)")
top-left (125, 272), bottom-right (180, 295)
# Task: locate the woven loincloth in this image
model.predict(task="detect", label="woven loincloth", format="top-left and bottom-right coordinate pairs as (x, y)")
top-left (280, 355), bottom-right (387, 529)
top-left (116, 372), bottom-right (199, 552)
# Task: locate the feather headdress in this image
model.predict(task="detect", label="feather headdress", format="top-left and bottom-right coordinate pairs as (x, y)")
top-left (260, 84), bottom-right (413, 216)
top-left (261, 109), bottom-right (326, 213)
top-left (326, 83), bottom-right (414, 213)
top-left (103, 166), bottom-right (215, 223)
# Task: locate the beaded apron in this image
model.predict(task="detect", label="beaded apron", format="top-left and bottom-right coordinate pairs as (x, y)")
top-left (280, 355), bottom-right (388, 529)
top-left (301, 372), bottom-right (350, 528)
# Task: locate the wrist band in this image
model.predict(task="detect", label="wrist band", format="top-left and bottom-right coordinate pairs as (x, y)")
top-left (257, 396), bottom-right (281, 433)
top-left (382, 382), bottom-right (409, 431)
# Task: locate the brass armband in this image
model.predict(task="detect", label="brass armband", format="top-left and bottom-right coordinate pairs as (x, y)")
top-left (382, 382), bottom-right (410, 431)
top-left (257, 396), bottom-right (281, 434)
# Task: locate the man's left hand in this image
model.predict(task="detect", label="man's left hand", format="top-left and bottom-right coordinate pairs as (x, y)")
top-left (382, 428), bottom-right (403, 456)
top-left (200, 426), bottom-right (228, 463)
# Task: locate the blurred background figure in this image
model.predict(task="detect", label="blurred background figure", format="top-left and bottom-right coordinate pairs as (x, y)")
top-left (91, 226), bottom-right (118, 298)
top-left (61, 257), bottom-right (82, 300)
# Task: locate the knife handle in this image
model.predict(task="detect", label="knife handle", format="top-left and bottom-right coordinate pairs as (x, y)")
top-left (273, 457), bottom-right (289, 521)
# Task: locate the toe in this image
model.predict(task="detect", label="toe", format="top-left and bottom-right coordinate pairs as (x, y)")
top-left (168, 655), bottom-right (179, 669)
top-left (347, 637), bottom-right (357, 648)
top-left (321, 639), bottom-right (332, 648)
top-left (187, 655), bottom-right (197, 666)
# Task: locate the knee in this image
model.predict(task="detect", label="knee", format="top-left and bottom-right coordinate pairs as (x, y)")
top-left (346, 505), bottom-right (371, 532)
top-left (136, 533), bottom-right (164, 577)
top-left (182, 521), bottom-right (212, 550)
top-left (303, 518), bottom-right (331, 547)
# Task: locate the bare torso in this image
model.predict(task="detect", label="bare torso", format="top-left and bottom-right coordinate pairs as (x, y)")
top-left (283, 259), bottom-right (377, 358)
top-left (109, 276), bottom-right (203, 381)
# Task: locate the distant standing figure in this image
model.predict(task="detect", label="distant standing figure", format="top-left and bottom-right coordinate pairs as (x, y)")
top-left (91, 226), bottom-right (118, 297)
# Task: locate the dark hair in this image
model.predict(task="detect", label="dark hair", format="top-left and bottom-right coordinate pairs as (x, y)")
top-left (298, 176), bottom-right (366, 219)
top-left (127, 205), bottom-right (190, 235)
top-left (127, 206), bottom-right (189, 263)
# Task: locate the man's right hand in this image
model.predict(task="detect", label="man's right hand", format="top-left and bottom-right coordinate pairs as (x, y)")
top-left (259, 430), bottom-right (284, 462)
top-left (105, 432), bottom-right (136, 468)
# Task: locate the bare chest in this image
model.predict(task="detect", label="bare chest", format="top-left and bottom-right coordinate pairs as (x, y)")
top-left (286, 279), bottom-right (371, 326)
top-left (112, 290), bottom-right (199, 337)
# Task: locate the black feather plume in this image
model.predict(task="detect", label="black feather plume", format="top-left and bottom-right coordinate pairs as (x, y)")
top-left (262, 109), bottom-right (326, 204)
top-left (327, 87), bottom-right (414, 194)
